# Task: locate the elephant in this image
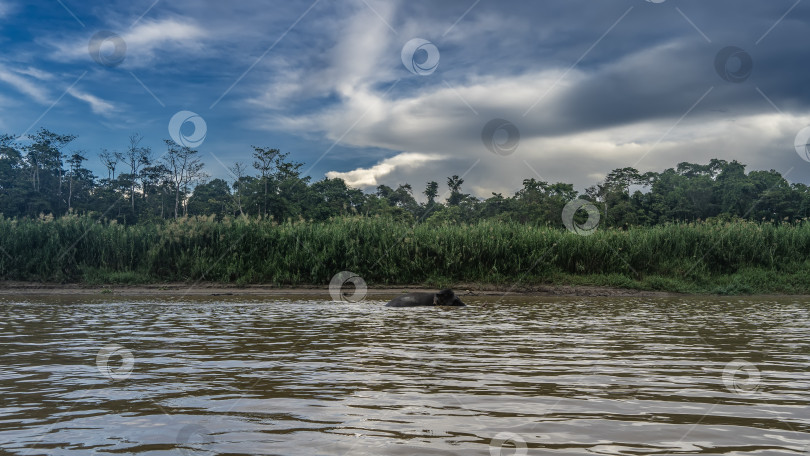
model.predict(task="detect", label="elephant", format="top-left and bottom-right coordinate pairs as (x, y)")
top-left (385, 289), bottom-right (466, 307)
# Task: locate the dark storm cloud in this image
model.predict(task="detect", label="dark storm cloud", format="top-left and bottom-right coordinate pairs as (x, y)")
top-left (414, 0), bottom-right (810, 138)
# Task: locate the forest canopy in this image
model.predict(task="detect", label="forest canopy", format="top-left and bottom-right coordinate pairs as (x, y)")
top-left (2, 128), bottom-right (809, 228)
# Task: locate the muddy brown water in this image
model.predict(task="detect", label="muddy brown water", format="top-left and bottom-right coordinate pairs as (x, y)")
top-left (0, 294), bottom-right (808, 455)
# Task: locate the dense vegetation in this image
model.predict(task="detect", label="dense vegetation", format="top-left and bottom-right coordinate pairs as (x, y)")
top-left (2, 128), bottom-right (810, 293)
top-left (0, 216), bottom-right (809, 294)
top-left (3, 128), bottom-right (810, 226)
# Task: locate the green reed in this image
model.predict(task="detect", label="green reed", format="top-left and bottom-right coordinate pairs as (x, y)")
top-left (1, 214), bottom-right (808, 293)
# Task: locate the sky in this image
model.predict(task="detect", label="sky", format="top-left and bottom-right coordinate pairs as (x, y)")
top-left (1, 0), bottom-right (810, 200)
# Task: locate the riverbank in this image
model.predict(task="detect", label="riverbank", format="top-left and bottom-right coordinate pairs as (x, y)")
top-left (2, 216), bottom-right (810, 295)
top-left (0, 281), bottom-right (678, 297)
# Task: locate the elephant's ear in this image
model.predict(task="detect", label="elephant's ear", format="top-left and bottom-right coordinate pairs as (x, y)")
top-left (433, 295), bottom-right (439, 305)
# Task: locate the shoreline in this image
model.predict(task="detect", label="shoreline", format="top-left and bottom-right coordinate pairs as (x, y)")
top-left (2, 281), bottom-right (809, 298)
top-left (0, 281), bottom-right (682, 297)
top-left (1, 283), bottom-right (808, 299)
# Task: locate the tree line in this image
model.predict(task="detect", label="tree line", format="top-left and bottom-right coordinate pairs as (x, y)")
top-left (2, 128), bottom-right (810, 227)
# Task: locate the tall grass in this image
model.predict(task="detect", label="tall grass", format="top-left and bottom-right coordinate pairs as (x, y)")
top-left (1, 214), bottom-right (809, 293)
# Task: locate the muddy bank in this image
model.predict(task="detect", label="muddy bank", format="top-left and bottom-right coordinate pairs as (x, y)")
top-left (0, 281), bottom-right (678, 297)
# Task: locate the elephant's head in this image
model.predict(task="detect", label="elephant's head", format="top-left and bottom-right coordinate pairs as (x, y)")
top-left (434, 289), bottom-right (466, 306)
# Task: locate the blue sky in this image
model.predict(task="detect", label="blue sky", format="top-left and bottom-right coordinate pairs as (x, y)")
top-left (2, 0), bottom-right (810, 199)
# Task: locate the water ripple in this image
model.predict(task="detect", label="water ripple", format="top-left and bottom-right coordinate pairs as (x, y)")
top-left (0, 295), bottom-right (808, 455)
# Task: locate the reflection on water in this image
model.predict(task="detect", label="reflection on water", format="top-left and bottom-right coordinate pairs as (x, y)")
top-left (0, 295), bottom-right (809, 455)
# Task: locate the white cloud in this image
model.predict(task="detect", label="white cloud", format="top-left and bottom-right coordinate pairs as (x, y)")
top-left (51, 17), bottom-right (207, 68)
top-left (123, 18), bottom-right (205, 51)
top-left (0, 64), bottom-right (117, 116)
top-left (13, 66), bottom-right (55, 81)
top-left (251, 0), bottom-right (398, 106)
top-left (326, 152), bottom-right (442, 187)
top-left (0, 66), bottom-right (50, 104)
top-left (268, 69), bottom-right (579, 156)
top-left (67, 87), bottom-right (116, 115)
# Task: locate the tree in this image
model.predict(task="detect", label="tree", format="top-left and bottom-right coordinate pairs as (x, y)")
top-left (0, 135), bottom-right (27, 216)
top-left (508, 179), bottom-right (577, 226)
top-left (24, 129), bottom-right (75, 195)
top-left (252, 146), bottom-right (279, 217)
top-left (162, 140), bottom-right (205, 219)
top-left (4, 127), bottom-right (810, 228)
top-left (424, 181), bottom-right (439, 205)
top-left (122, 133), bottom-right (151, 212)
top-left (447, 175), bottom-right (465, 206)
top-left (65, 151), bottom-right (94, 211)
top-left (99, 148), bottom-right (119, 183)
top-left (229, 161), bottom-right (250, 216)
top-left (187, 178), bottom-right (232, 218)
top-left (374, 184), bottom-right (419, 217)
top-left (269, 151), bottom-right (308, 222)
top-left (587, 167), bottom-right (642, 227)
top-left (140, 163), bottom-right (172, 220)
top-left (306, 177), bottom-right (364, 220)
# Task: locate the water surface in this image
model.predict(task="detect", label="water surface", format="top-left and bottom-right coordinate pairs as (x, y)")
top-left (1, 294), bottom-right (809, 455)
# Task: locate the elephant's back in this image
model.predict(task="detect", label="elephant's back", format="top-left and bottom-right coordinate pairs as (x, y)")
top-left (385, 292), bottom-right (433, 307)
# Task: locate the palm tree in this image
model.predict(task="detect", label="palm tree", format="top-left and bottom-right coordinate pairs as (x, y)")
top-left (447, 175), bottom-right (464, 206)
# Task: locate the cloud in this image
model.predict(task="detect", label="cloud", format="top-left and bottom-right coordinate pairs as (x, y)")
top-left (328, 111), bottom-right (810, 199)
top-left (0, 66), bottom-right (50, 104)
top-left (4, 0), bottom-right (809, 191)
top-left (251, 15), bottom-right (810, 193)
top-left (250, 0), bottom-right (398, 106)
top-left (326, 152), bottom-right (442, 188)
top-left (13, 66), bottom-right (55, 81)
top-left (0, 64), bottom-right (115, 115)
top-left (51, 17), bottom-right (207, 68)
top-left (67, 87), bottom-right (116, 115)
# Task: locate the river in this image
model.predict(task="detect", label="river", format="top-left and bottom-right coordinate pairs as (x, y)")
top-left (1, 294), bottom-right (808, 455)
